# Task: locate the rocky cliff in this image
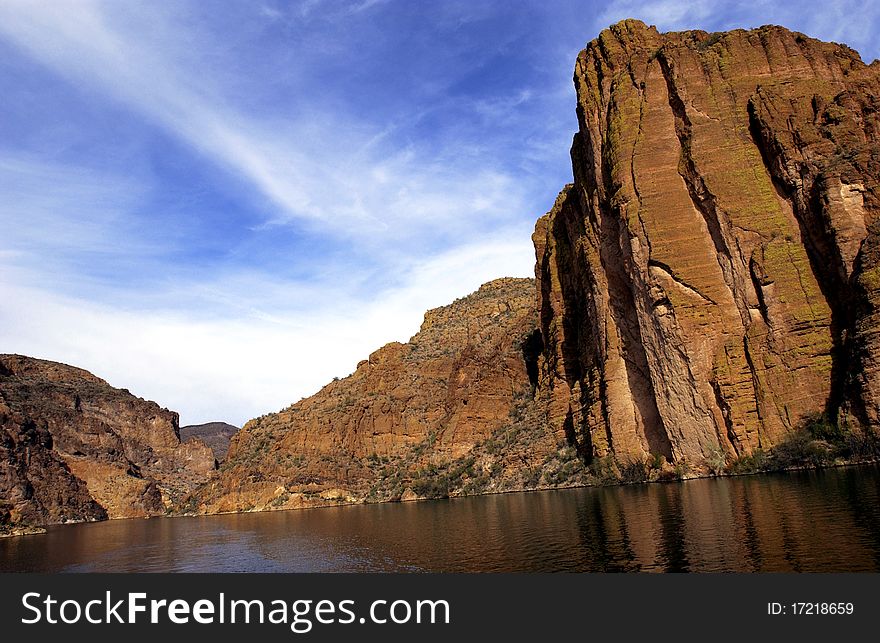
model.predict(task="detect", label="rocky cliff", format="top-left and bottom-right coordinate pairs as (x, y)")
top-left (189, 22), bottom-right (880, 513)
top-left (533, 20), bottom-right (880, 470)
top-left (0, 355), bottom-right (215, 528)
top-left (189, 278), bottom-right (589, 514)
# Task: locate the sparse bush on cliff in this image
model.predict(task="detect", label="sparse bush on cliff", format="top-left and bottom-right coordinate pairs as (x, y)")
top-left (843, 429), bottom-right (880, 459)
top-left (771, 431), bottom-right (832, 468)
top-left (726, 413), bottom-right (879, 474)
top-left (618, 459), bottom-right (650, 484)
top-left (706, 447), bottom-right (728, 476)
top-left (728, 449), bottom-right (769, 474)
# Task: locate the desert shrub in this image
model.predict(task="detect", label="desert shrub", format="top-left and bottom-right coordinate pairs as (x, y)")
top-left (587, 456), bottom-right (618, 485)
top-left (729, 449), bottom-right (770, 474)
top-left (803, 413), bottom-right (844, 443)
top-left (706, 447), bottom-right (728, 475)
top-left (843, 430), bottom-right (880, 459)
top-left (618, 458), bottom-right (649, 484)
top-left (411, 475), bottom-right (449, 499)
top-left (462, 474), bottom-right (489, 495)
top-left (521, 466), bottom-right (542, 488)
top-left (772, 430), bottom-right (831, 468)
top-left (696, 32), bottom-right (723, 50)
top-left (672, 458), bottom-right (691, 479)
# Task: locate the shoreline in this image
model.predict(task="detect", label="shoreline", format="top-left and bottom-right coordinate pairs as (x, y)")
top-left (0, 525), bottom-right (46, 539)
top-left (4, 458), bottom-right (878, 537)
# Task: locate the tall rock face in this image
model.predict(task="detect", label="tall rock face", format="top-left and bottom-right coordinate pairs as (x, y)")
top-left (534, 20), bottom-right (880, 469)
top-left (0, 355), bottom-right (215, 527)
top-left (191, 278), bottom-right (586, 514)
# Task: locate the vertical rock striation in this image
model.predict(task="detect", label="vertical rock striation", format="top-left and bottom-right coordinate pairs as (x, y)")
top-left (534, 20), bottom-right (880, 469)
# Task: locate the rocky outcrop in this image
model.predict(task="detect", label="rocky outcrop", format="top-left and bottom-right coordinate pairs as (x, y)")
top-left (0, 355), bottom-right (215, 527)
top-left (180, 422), bottom-right (239, 462)
top-left (189, 278), bottom-right (588, 514)
top-left (533, 20), bottom-right (880, 470)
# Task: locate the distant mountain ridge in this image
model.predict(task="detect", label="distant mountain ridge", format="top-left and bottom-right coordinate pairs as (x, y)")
top-left (186, 277), bottom-right (585, 515)
top-left (179, 422), bottom-right (239, 462)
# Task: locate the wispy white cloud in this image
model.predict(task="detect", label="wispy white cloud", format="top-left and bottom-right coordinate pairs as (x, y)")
top-left (347, 0), bottom-right (391, 16)
top-left (0, 154), bottom-right (148, 255)
top-left (598, 0), bottom-right (715, 30)
top-left (0, 232), bottom-right (533, 426)
top-left (0, 1), bottom-right (542, 426)
top-left (0, 0), bottom-right (531, 243)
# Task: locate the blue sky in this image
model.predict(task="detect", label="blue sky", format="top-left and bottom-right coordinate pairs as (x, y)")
top-left (1, 0), bottom-right (878, 426)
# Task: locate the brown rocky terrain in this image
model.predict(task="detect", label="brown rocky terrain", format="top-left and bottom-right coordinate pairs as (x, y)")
top-left (0, 355), bottom-right (215, 529)
top-left (533, 20), bottom-right (880, 471)
top-left (186, 22), bottom-right (880, 515)
top-left (179, 422), bottom-right (239, 462)
top-left (6, 22), bottom-right (880, 531)
top-left (187, 278), bottom-right (590, 514)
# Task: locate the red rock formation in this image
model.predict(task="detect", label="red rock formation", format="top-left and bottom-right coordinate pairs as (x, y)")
top-left (534, 20), bottom-right (880, 470)
top-left (0, 355), bottom-right (215, 527)
top-left (191, 278), bottom-right (587, 514)
top-left (10, 23), bottom-right (880, 528)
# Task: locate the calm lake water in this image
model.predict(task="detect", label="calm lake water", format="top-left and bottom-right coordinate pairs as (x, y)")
top-left (3, 465), bottom-right (879, 572)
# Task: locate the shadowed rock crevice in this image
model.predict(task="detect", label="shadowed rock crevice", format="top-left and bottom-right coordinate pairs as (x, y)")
top-left (521, 329), bottom-right (544, 391)
top-left (747, 93), bottom-right (869, 425)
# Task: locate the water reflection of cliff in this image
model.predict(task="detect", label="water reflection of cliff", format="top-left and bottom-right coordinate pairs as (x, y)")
top-left (2, 465), bottom-right (878, 572)
top-left (569, 466), bottom-right (880, 572)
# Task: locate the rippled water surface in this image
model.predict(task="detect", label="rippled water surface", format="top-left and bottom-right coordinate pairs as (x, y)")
top-left (3, 465), bottom-right (879, 572)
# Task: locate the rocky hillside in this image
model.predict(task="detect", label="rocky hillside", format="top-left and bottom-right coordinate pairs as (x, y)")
top-left (8, 22), bottom-right (880, 531)
top-left (188, 278), bottom-right (590, 514)
top-left (0, 355), bottom-right (215, 529)
top-left (187, 22), bottom-right (880, 515)
top-left (180, 422), bottom-right (239, 462)
top-left (534, 20), bottom-right (880, 470)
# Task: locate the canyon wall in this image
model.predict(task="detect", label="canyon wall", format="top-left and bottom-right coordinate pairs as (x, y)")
top-left (7, 22), bottom-right (880, 529)
top-left (0, 355), bottom-right (215, 528)
top-left (190, 278), bottom-right (587, 514)
top-left (533, 20), bottom-right (880, 468)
